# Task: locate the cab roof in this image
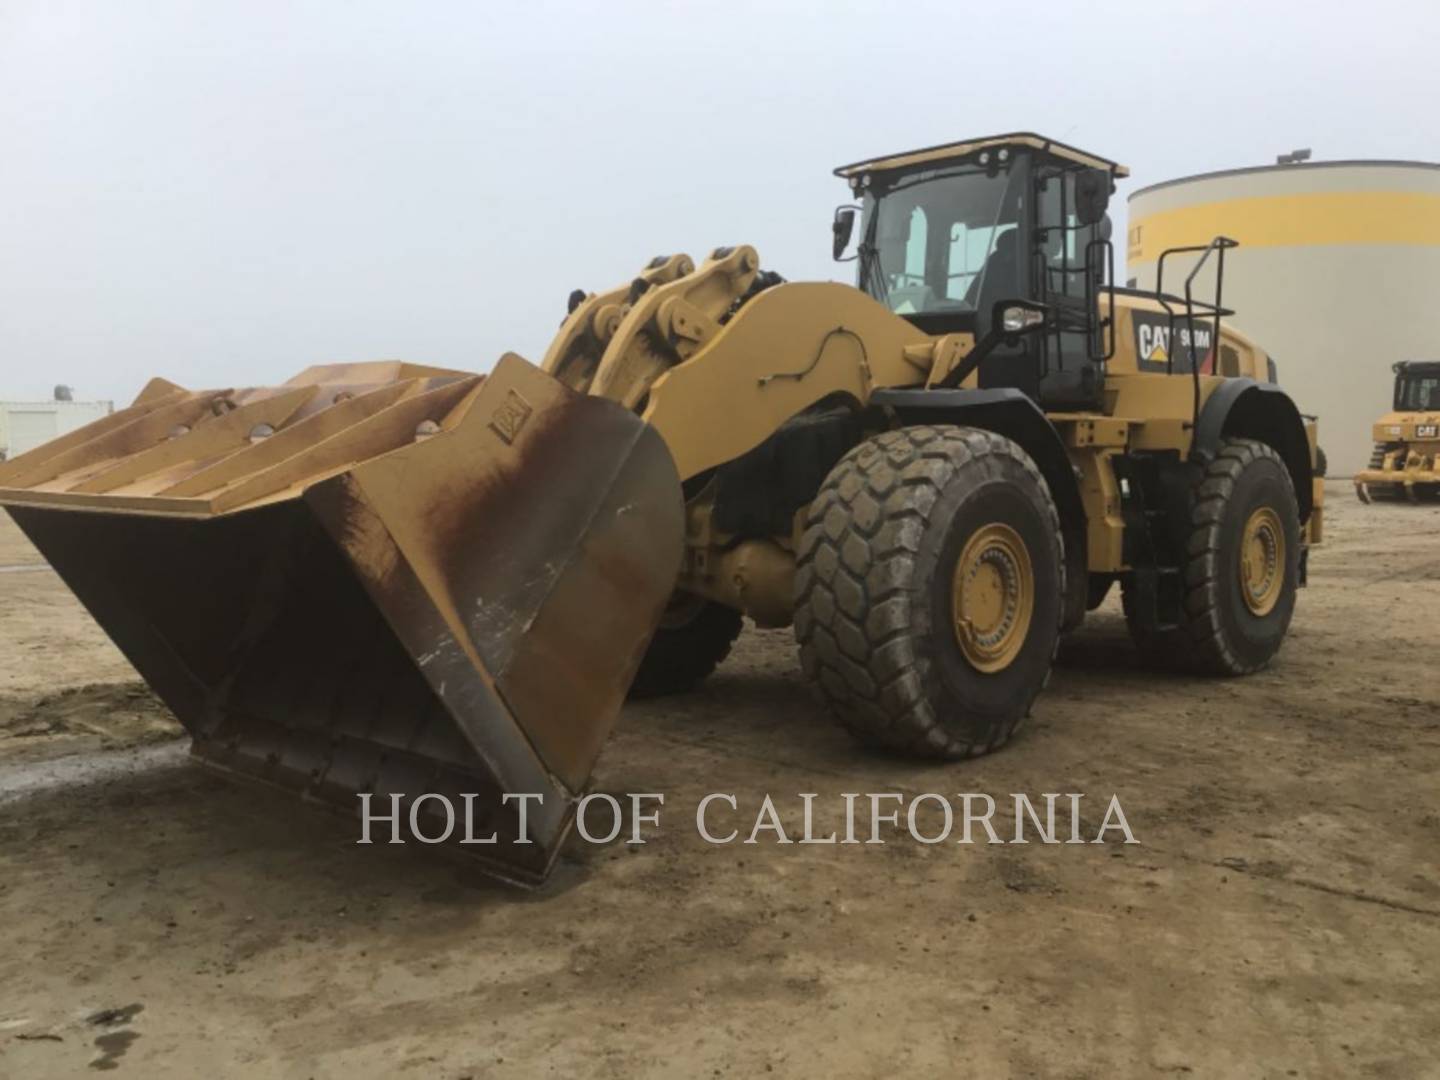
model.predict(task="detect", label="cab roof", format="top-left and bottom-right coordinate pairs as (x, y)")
top-left (834, 132), bottom-right (1129, 180)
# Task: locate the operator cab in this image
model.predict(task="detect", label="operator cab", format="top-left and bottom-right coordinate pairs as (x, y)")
top-left (1393, 360), bottom-right (1440, 412)
top-left (832, 133), bottom-right (1125, 411)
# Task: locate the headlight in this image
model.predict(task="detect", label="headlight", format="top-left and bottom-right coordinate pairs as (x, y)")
top-left (1387, 425), bottom-right (1403, 436)
top-left (1002, 305), bottom-right (1046, 333)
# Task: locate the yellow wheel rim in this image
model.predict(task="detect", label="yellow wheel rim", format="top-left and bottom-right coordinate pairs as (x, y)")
top-left (951, 522), bottom-right (1034, 674)
top-left (1239, 506), bottom-right (1285, 617)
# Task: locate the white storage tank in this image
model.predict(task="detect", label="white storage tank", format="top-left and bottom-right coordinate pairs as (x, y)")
top-left (1127, 159), bottom-right (1440, 475)
top-left (0, 399), bottom-right (114, 460)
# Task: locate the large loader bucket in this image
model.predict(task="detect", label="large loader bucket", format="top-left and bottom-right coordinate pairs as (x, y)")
top-left (0, 354), bottom-right (684, 884)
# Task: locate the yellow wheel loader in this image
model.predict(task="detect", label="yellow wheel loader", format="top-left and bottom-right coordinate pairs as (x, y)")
top-left (1354, 360), bottom-right (1440, 502)
top-left (0, 133), bottom-right (1321, 883)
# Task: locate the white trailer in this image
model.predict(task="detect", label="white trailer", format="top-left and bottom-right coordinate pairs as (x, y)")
top-left (0, 400), bottom-right (114, 461)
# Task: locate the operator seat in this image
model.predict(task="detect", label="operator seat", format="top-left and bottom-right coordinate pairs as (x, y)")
top-left (965, 228), bottom-right (1020, 309)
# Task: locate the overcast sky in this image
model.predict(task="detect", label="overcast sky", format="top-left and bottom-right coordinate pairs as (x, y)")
top-left (2, 0), bottom-right (1438, 404)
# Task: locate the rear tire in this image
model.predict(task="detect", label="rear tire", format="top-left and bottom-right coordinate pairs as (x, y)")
top-left (628, 597), bottom-right (742, 698)
top-left (1125, 437), bottom-right (1300, 675)
top-left (794, 425), bottom-right (1064, 759)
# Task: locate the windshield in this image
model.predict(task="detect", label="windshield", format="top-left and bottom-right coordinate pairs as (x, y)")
top-left (1396, 373), bottom-right (1439, 411)
top-left (859, 164), bottom-right (1024, 317)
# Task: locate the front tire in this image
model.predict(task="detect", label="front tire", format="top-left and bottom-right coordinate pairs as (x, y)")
top-left (794, 426), bottom-right (1064, 759)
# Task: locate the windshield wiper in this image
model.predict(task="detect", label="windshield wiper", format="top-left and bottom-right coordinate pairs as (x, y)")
top-left (858, 241), bottom-right (889, 308)
top-left (853, 200), bottom-right (891, 308)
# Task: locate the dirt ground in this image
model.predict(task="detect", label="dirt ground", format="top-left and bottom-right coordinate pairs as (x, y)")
top-left (1, 484), bottom-right (1438, 1078)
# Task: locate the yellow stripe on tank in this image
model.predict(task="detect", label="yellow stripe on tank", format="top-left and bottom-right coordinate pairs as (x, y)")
top-left (1127, 190), bottom-right (1440, 264)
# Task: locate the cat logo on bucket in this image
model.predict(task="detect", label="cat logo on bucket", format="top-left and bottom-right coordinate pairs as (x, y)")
top-left (1133, 312), bottom-right (1214, 374)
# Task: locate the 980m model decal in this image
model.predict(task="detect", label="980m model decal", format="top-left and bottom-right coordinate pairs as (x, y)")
top-left (1132, 311), bottom-right (1215, 374)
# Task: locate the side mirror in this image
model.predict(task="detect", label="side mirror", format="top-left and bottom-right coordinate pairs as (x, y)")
top-left (1075, 168), bottom-right (1112, 226)
top-left (832, 206), bottom-right (858, 261)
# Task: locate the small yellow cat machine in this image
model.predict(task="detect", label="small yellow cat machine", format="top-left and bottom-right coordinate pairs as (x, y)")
top-left (1354, 360), bottom-right (1440, 502)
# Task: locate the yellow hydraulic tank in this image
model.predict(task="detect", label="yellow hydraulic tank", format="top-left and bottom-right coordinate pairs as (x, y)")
top-left (1126, 160), bottom-right (1440, 475)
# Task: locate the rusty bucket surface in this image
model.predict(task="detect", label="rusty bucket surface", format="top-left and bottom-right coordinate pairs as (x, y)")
top-left (0, 355), bottom-right (684, 883)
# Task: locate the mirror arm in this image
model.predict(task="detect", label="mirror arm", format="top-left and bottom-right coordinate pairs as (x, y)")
top-left (936, 300), bottom-right (1050, 389)
top-left (936, 329), bottom-right (1003, 389)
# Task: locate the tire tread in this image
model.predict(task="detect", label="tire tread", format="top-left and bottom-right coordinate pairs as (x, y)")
top-left (795, 425), bottom-right (1063, 759)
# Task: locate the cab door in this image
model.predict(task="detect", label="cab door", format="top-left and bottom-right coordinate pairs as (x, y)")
top-left (1031, 167), bottom-right (1110, 411)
